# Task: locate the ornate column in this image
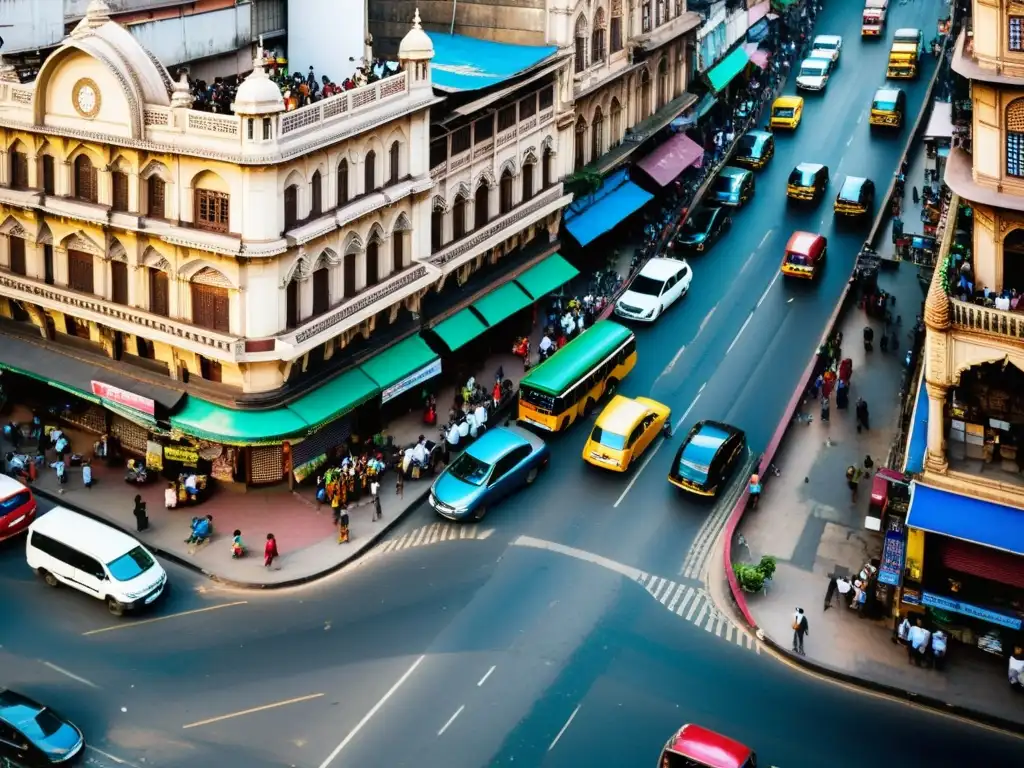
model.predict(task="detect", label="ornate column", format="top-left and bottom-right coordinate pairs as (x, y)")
top-left (924, 380), bottom-right (949, 473)
top-left (923, 238), bottom-right (952, 474)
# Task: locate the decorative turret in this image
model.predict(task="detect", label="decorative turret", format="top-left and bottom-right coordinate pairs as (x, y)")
top-left (924, 261), bottom-right (951, 331)
top-left (170, 70), bottom-right (193, 110)
top-left (232, 38), bottom-right (285, 118)
top-left (73, 0), bottom-right (112, 37)
top-left (398, 8), bottom-right (434, 89)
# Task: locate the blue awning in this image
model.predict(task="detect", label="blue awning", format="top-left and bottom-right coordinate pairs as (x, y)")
top-left (563, 169), bottom-right (654, 246)
top-left (904, 372), bottom-right (928, 473)
top-left (907, 482), bottom-right (1024, 557)
top-left (428, 32), bottom-right (558, 92)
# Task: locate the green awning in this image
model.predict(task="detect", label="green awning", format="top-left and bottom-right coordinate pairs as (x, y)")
top-left (0, 360), bottom-right (101, 404)
top-left (771, 0), bottom-right (798, 7)
top-left (470, 282), bottom-right (534, 326)
top-left (359, 335), bottom-right (439, 391)
top-left (170, 397), bottom-right (309, 445)
top-left (431, 308), bottom-right (489, 353)
top-left (288, 368), bottom-right (379, 429)
top-left (707, 47), bottom-right (750, 94)
top-left (514, 253), bottom-right (580, 300)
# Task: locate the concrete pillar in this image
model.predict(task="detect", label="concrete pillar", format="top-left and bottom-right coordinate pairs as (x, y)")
top-left (924, 380), bottom-right (949, 473)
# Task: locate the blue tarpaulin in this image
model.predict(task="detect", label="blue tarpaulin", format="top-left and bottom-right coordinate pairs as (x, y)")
top-left (563, 169), bottom-right (654, 246)
top-left (428, 32), bottom-right (558, 92)
top-left (904, 373), bottom-right (928, 473)
top-left (906, 483), bottom-right (1024, 557)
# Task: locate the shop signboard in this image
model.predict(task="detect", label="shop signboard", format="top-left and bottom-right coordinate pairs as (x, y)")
top-left (91, 380), bottom-right (156, 416)
top-left (145, 440), bottom-right (164, 471)
top-left (164, 444), bottom-right (200, 466)
top-left (381, 358), bottom-right (443, 404)
top-left (879, 516), bottom-right (905, 586)
top-left (921, 592), bottom-right (1023, 630)
top-left (901, 588), bottom-right (921, 606)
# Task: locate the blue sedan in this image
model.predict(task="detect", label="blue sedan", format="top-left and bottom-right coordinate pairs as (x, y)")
top-left (429, 426), bottom-right (549, 521)
top-left (708, 166), bottom-right (755, 208)
top-left (667, 420), bottom-right (746, 498)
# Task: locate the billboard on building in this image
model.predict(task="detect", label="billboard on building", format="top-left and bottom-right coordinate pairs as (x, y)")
top-left (288, 0), bottom-right (367, 87)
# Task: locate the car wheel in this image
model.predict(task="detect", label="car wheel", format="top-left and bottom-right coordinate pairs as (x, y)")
top-left (526, 467), bottom-right (539, 485)
top-left (473, 505), bottom-right (488, 522)
top-left (40, 569), bottom-right (58, 588)
top-left (605, 379), bottom-right (619, 399)
top-left (106, 597), bottom-right (125, 617)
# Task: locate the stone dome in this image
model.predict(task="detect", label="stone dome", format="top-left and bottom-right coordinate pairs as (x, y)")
top-left (399, 8), bottom-right (434, 60)
top-left (232, 56), bottom-right (285, 115)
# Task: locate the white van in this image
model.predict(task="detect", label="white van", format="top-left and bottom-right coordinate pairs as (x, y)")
top-left (26, 507), bottom-right (167, 616)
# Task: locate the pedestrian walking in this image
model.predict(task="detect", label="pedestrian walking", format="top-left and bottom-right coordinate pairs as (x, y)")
top-left (264, 532), bottom-right (279, 568)
top-left (846, 465), bottom-right (863, 502)
top-left (856, 397), bottom-right (870, 432)
top-left (371, 479), bottom-right (382, 521)
top-left (792, 607), bottom-right (809, 655)
top-left (820, 393), bottom-right (830, 423)
top-left (82, 459), bottom-right (93, 489)
top-left (133, 494), bottom-right (149, 532)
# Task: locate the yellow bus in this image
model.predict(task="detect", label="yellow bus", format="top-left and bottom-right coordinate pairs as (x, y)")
top-left (517, 320), bottom-right (637, 433)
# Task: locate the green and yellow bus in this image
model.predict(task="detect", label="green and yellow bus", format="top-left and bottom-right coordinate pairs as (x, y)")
top-left (517, 320), bottom-right (637, 432)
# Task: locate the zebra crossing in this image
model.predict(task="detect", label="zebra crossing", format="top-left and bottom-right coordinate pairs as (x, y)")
top-left (370, 522), bottom-right (495, 557)
top-left (636, 572), bottom-right (760, 653)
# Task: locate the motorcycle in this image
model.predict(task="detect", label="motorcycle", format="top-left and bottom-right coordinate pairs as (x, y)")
top-left (124, 459), bottom-right (151, 484)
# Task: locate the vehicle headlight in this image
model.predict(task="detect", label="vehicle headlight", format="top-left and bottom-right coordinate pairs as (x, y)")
top-left (644, 308), bottom-right (655, 318)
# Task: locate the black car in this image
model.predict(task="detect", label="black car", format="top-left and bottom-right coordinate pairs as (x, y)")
top-left (0, 688), bottom-right (84, 766)
top-left (674, 207), bottom-right (731, 252)
top-left (786, 163), bottom-right (829, 203)
top-left (834, 176), bottom-right (876, 218)
top-left (667, 420), bottom-right (747, 497)
top-left (732, 130), bottom-right (775, 170)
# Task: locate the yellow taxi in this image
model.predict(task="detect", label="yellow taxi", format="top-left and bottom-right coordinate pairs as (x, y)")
top-left (583, 395), bottom-right (672, 472)
top-left (769, 96), bottom-right (804, 130)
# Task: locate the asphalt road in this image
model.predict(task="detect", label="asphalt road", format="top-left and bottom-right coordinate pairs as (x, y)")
top-left (4, 3), bottom-right (1021, 767)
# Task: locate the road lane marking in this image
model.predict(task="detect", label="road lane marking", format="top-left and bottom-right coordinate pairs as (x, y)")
top-left (438, 705), bottom-right (465, 736)
top-left (548, 705), bottom-right (580, 752)
top-left (672, 382), bottom-right (706, 432)
top-left (857, 111), bottom-right (864, 125)
top-left (757, 229), bottom-right (773, 249)
top-left (846, 134), bottom-right (854, 147)
top-left (739, 249), bottom-right (758, 275)
top-left (41, 661), bottom-right (99, 688)
top-left (86, 746), bottom-right (141, 767)
top-left (82, 601), bottom-right (248, 636)
top-left (756, 272), bottom-right (780, 308)
top-left (477, 665), bottom-right (496, 687)
top-left (660, 344), bottom-right (687, 378)
top-left (513, 536), bottom-right (643, 581)
top-left (725, 312), bottom-right (753, 356)
top-left (698, 306), bottom-right (716, 335)
top-left (613, 436), bottom-right (665, 509)
top-left (317, 654), bottom-right (426, 767)
top-left (183, 693), bottom-right (324, 729)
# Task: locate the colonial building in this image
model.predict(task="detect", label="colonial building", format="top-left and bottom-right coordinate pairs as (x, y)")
top-left (0, 1), bottom-right (442, 483)
top-left (900, 0), bottom-right (1024, 657)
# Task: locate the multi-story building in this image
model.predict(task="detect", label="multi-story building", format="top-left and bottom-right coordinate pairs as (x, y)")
top-left (0, 1), bottom-right (442, 484)
top-left (902, 0), bottom-right (1024, 656)
top-left (0, 0), bottom-right (283, 81)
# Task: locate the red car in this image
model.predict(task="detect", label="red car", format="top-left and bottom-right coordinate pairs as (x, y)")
top-left (780, 231), bottom-right (827, 280)
top-left (659, 724), bottom-right (757, 768)
top-left (0, 474), bottom-right (37, 542)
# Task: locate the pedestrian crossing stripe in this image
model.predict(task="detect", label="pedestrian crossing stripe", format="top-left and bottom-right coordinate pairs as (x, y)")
top-left (635, 572), bottom-right (760, 653)
top-left (371, 523), bottom-right (494, 556)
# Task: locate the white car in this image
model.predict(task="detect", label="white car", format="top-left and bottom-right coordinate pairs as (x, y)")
top-left (614, 257), bottom-right (691, 322)
top-left (796, 56), bottom-right (832, 91)
top-left (811, 34), bottom-right (843, 64)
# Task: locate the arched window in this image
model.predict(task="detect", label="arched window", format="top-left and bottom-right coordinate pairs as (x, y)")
top-left (499, 169), bottom-right (514, 215)
top-left (592, 9), bottom-right (607, 64)
top-left (656, 0), bottom-right (667, 26)
top-left (343, 251), bottom-right (357, 298)
top-left (474, 182), bottom-right (490, 229)
top-left (658, 57), bottom-right (670, 109)
top-left (453, 194), bottom-right (468, 239)
top-left (7, 145), bottom-right (28, 190)
top-left (366, 240), bottom-right (380, 286)
top-left (1006, 98), bottom-right (1024, 178)
top-left (610, 98), bottom-right (623, 147)
top-left (431, 206), bottom-right (444, 253)
top-left (611, 0), bottom-right (624, 53)
top-left (575, 15), bottom-right (588, 73)
top-left (337, 159), bottom-right (349, 205)
top-left (284, 183), bottom-right (299, 229)
top-left (1003, 229), bottom-right (1024, 293)
top-left (311, 170), bottom-right (323, 216)
top-left (675, 43), bottom-right (684, 97)
top-left (286, 277), bottom-right (299, 329)
top-left (591, 107), bottom-right (604, 161)
top-left (522, 161), bottom-right (535, 203)
top-left (312, 263), bottom-right (330, 315)
top-left (389, 141), bottom-right (401, 185)
top-left (147, 176), bottom-right (166, 218)
top-left (638, 69), bottom-right (652, 120)
top-left (364, 150), bottom-right (377, 193)
top-left (542, 146), bottom-right (554, 189)
top-left (73, 155), bottom-right (97, 203)
top-left (575, 116), bottom-right (588, 172)
top-left (392, 227), bottom-right (406, 271)
top-left (190, 267), bottom-right (230, 332)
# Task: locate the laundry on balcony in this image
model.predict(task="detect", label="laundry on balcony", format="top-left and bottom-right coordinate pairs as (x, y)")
top-left (563, 169), bottom-right (655, 247)
top-left (427, 32), bottom-right (559, 92)
top-left (706, 47), bottom-right (751, 94)
top-left (636, 133), bottom-right (705, 187)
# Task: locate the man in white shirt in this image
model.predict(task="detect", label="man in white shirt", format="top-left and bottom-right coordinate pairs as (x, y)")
top-left (539, 334), bottom-right (554, 360)
top-left (931, 630), bottom-right (948, 670)
top-left (411, 436), bottom-right (428, 468)
top-left (906, 620), bottom-right (930, 666)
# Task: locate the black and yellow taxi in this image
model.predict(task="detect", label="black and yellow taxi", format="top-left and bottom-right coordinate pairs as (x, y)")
top-left (668, 421), bottom-right (746, 497)
top-left (834, 176), bottom-right (876, 218)
top-left (869, 87), bottom-right (906, 128)
top-left (732, 130), bottom-right (775, 170)
top-left (786, 162), bottom-right (829, 203)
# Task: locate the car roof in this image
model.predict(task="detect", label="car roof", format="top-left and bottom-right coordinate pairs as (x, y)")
top-left (813, 34), bottom-right (841, 44)
top-left (718, 166), bottom-right (748, 179)
top-left (466, 425), bottom-right (533, 464)
top-left (639, 256), bottom-right (688, 281)
top-left (668, 724), bottom-right (753, 768)
top-left (744, 130), bottom-right (771, 144)
top-left (894, 27), bottom-right (920, 36)
top-left (596, 395), bottom-right (650, 434)
top-left (891, 42), bottom-right (918, 51)
top-left (801, 55), bottom-right (829, 66)
top-left (0, 688), bottom-right (45, 725)
top-left (839, 176), bottom-right (868, 197)
top-left (795, 162), bottom-right (824, 174)
top-left (774, 95), bottom-right (803, 107)
top-left (681, 421), bottom-right (735, 465)
top-left (0, 474), bottom-right (30, 497)
top-left (875, 87), bottom-right (902, 101)
top-left (29, 506), bottom-right (143, 562)
top-left (786, 230), bottom-right (824, 254)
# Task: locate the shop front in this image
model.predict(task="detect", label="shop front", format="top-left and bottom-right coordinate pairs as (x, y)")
top-left (944, 361), bottom-right (1024, 480)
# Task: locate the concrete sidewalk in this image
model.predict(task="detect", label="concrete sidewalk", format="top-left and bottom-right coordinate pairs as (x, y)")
top-left (733, 264), bottom-right (1024, 728)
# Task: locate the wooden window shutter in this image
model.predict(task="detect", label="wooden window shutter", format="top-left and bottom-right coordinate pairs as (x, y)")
top-left (8, 238), bottom-right (26, 275)
top-left (111, 261), bottom-right (128, 305)
top-left (149, 268), bottom-right (169, 316)
top-left (112, 171), bottom-right (129, 212)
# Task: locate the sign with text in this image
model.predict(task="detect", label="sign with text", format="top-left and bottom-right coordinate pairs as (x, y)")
top-left (878, 528), bottom-right (905, 586)
top-left (381, 359), bottom-right (442, 404)
top-left (922, 592), bottom-right (1023, 630)
top-left (163, 445), bottom-right (199, 466)
top-left (91, 380), bottom-right (156, 416)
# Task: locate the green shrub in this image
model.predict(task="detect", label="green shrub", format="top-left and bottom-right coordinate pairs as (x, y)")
top-left (757, 555), bottom-right (777, 581)
top-left (734, 563), bottom-right (765, 593)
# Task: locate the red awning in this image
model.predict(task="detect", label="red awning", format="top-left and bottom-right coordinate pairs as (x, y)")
top-left (939, 537), bottom-right (1024, 590)
top-left (635, 133), bottom-right (704, 187)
